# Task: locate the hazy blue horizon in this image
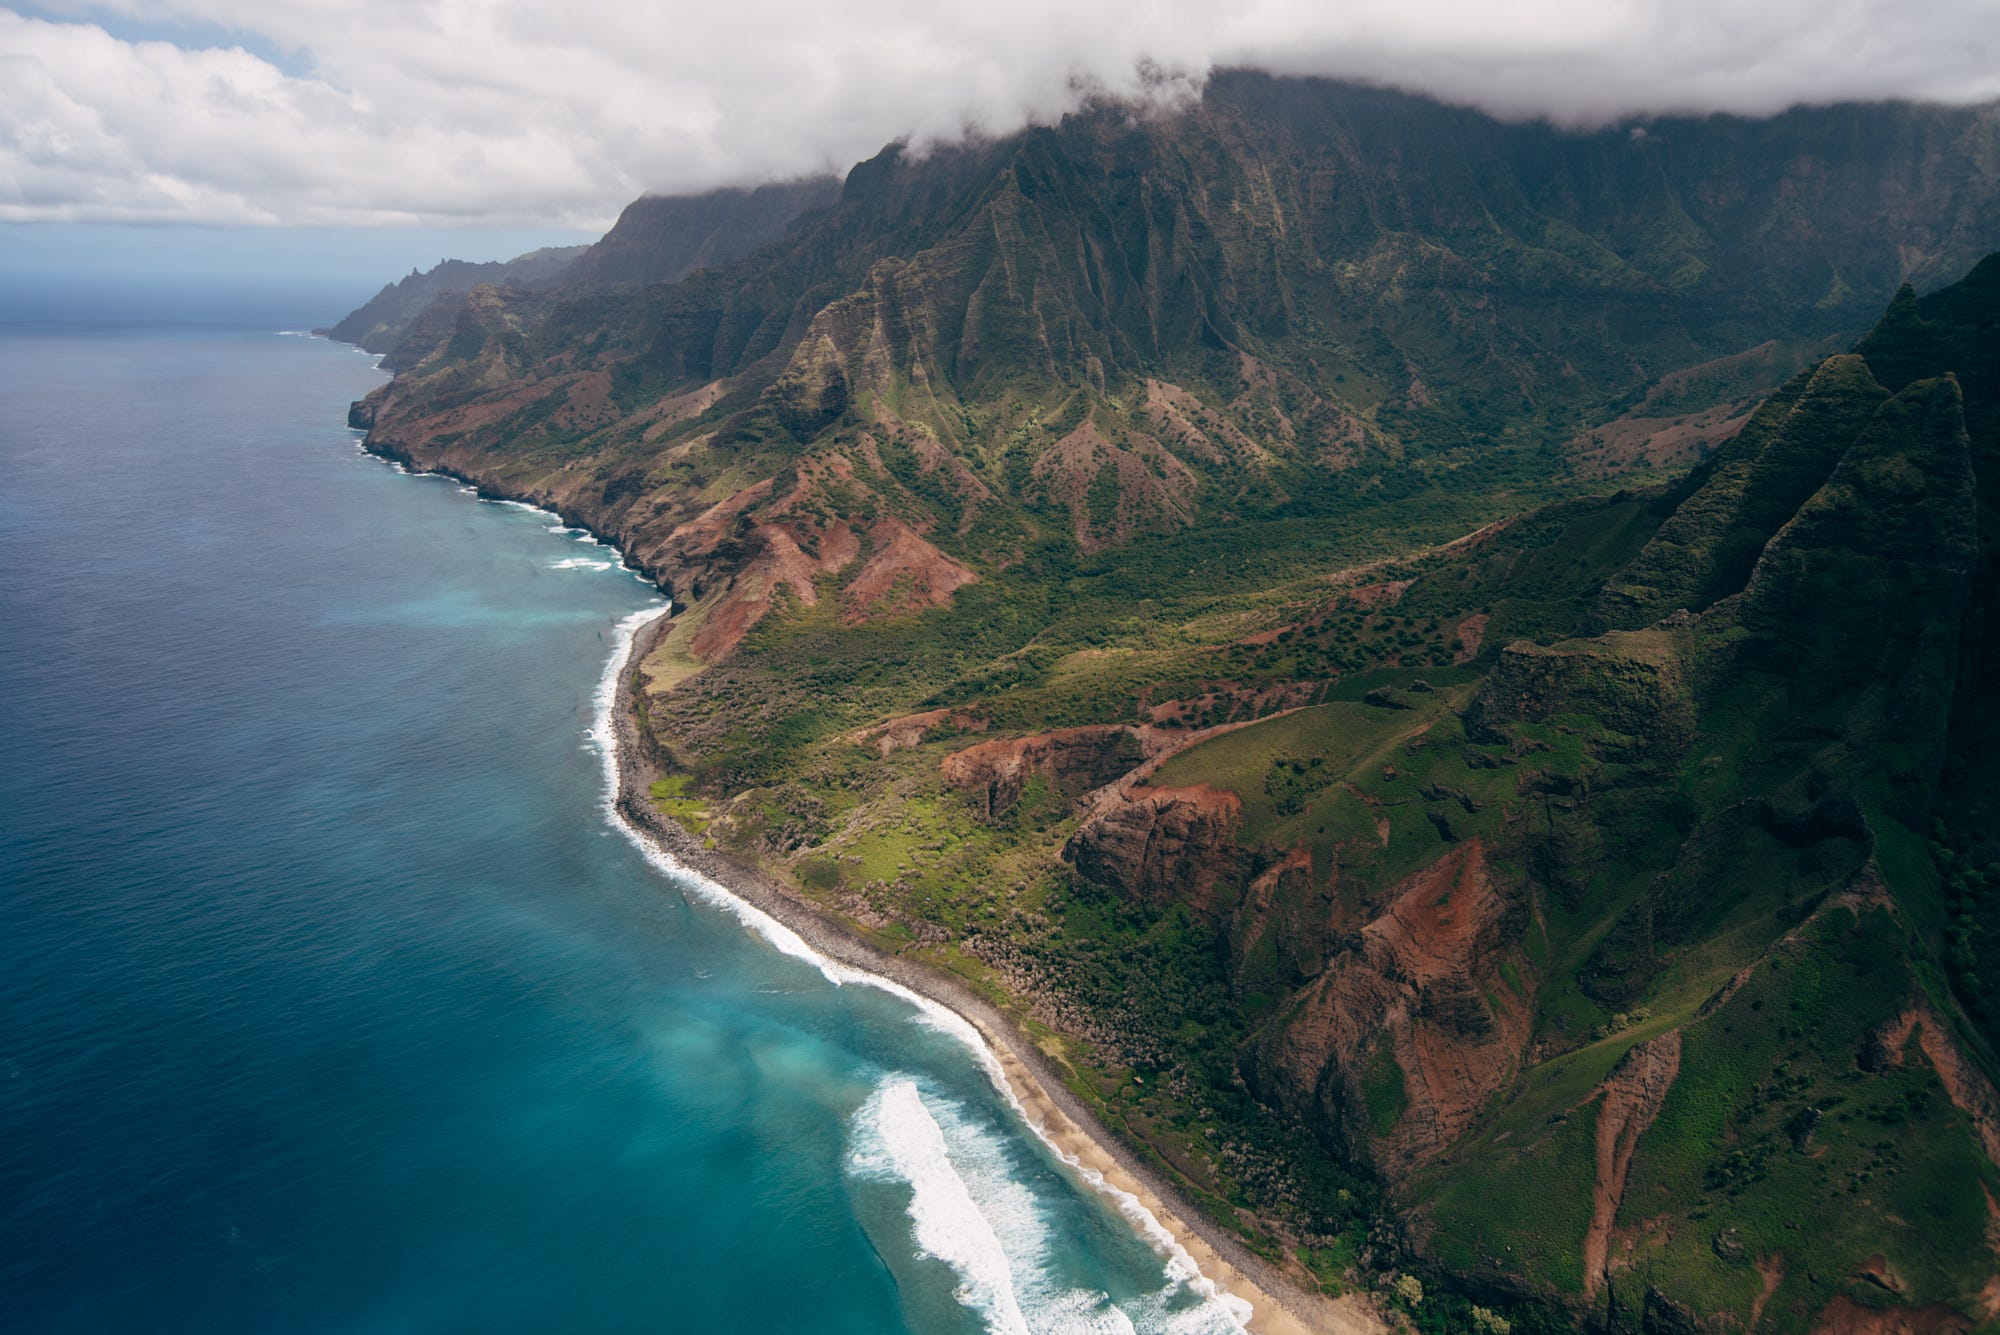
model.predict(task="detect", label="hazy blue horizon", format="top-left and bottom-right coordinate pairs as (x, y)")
top-left (0, 223), bottom-right (600, 330)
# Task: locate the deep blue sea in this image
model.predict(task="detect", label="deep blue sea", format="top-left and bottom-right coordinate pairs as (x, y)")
top-left (0, 324), bottom-right (1246, 1333)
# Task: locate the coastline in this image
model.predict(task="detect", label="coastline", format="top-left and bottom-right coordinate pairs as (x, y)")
top-left (348, 408), bottom-right (1378, 1333)
top-left (601, 605), bottom-right (1383, 1335)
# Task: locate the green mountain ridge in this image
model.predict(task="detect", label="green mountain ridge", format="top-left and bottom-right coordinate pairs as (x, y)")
top-left (318, 244), bottom-right (587, 357)
top-left (321, 178), bottom-right (842, 364)
top-left (339, 76), bottom-right (2000, 1335)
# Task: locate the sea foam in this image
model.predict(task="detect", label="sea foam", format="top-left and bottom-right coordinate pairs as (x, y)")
top-left (854, 1077), bottom-right (1165, 1335)
top-left (587, 607), bottom-right (1251, 1335)
top-left (852, 1079), bottom-right (1033, 1334)
top-left (481, 497), bottom-right (555, 516)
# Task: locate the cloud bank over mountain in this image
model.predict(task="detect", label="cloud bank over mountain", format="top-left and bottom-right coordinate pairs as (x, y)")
top-left (5, 0), bottom-right (1998, 227)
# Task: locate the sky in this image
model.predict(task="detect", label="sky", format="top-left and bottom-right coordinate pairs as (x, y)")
top-left (4, 0), bottom-right (1999, 319)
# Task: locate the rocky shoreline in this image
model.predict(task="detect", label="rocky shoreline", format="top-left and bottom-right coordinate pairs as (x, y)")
top-left (605, 606), bottom-right (1379, 1335)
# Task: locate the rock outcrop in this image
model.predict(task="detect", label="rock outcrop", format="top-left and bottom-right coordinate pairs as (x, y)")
top-left (1472, 621), bottom-right (1696, 766)
top-left (849, 708), bottom-right (987, 756)
top-left (1809, 1297), bottom-right (1975, 1335)
top-left (944, 726), bottom-right (1151, 816)
top-left (1064, 784), bottom-right (1249, 908)
top-left (1243, 841), bottom-right (1531, 1173)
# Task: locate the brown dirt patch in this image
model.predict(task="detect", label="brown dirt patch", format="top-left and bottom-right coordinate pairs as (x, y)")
top-left (841, 518), bottom-right (976, 620)
top-left (1584, 1030), bottom-right (1684, 1298)
top-left (1145, 680), bottom-right (1320, 724)
top-left (942, 726), bottom-right (1153, 816)
top-left (1453, 613), bottom-right (1490, 663)
top-left (639, 379), bottom-right (727, 441)
top-left (1143, 377), bottom-right (1239, 464)
top-left (848, 708), bottom-right (986, 756)
top-left (1866, 1004), bottom-right (2000, 1167)
top-left (1367, 840), bottom-right (1498, 988)
top-left (1031, 421), bottom-right (1199, 552)
top-left (1567, 402), bottom-right (1756, 479)
top-left (1750, 1254), bottom-right (1786, 1331)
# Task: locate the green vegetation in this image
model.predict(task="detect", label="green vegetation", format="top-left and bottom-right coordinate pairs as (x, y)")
top-left (632, 256), bottom-right (2000, 1332)
top-left (648, 773), bottom-right (712, 836)
top-left (346, 70), bottom-right (2000, 1331)
top-left (1619, 908), bottom-right (1997, 1324)
top-left (1361, 1040), bottom-right (1409, 1137)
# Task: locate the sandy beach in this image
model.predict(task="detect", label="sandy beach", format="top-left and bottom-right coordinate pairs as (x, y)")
top-left (607, 606), bottom-right (1384, 1335)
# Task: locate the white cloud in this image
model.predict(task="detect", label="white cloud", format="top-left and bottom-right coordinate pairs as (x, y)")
top-left (3, 0), bottom-right (1997, 228)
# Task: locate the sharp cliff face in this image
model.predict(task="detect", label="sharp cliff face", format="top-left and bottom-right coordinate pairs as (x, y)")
top-left (337, 79), bottom-right (2000, 1334)
top-left (1064, 783), bottom-right (1251, 910)
top-left (1596, 355), bottom-right (1891, 629)
top-left (942, 726), bottom-right (1150, 816)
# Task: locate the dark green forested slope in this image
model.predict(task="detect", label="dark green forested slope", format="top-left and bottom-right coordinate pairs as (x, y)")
top-left (341, 77), bottom-right (2000, 1334)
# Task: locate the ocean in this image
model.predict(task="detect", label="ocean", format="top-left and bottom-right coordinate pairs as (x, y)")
top-left (0, 321), bottom-right (1247, 1334)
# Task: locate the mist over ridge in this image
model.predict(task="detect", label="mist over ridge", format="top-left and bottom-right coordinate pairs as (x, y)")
top-left (4, 0), bottom-right (1999, 229)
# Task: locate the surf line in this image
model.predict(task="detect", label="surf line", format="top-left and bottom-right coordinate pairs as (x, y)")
top-left (588, 604), bottom-right (1257, 1333)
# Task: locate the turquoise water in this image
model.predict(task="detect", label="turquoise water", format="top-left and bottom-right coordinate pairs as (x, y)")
top-left (0, 326), bottom-right (1247, 1333)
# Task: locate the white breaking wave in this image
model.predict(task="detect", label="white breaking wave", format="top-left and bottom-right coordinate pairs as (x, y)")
top-left (482, 497), bottom-right (555, 516)
top-left (582, 607), bottom-right (1253, 1335)
top-left (589, 608), bottom-right (850, 980)
top-left (353, 463), bottom-right (636, 584)
top-left (851, 1077), bottom-right (1155, 1335)
top-left (852, 1079), bottom-right (1033, 1334)
top-left (589, 610), bottom-right (943, 982)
